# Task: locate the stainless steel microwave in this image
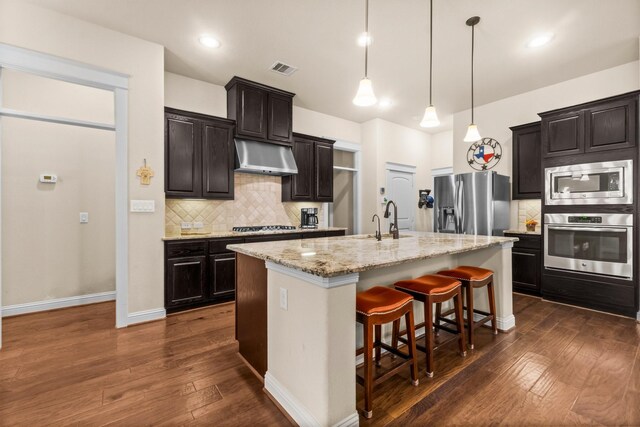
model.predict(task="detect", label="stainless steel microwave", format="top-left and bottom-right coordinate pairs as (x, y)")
top-left (545, 160), bottom-right (633, 205)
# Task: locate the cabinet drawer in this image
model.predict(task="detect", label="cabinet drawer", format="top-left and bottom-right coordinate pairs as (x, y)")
top-left (325, 230), bottom-right (346, 237)
top-left (210, 238), bottom-right (244, 254)
top-left (166, 241), bottom-right (207, 258)
top-left (244, 233), bottom-right (302, 243)
top-left (301, 231), bottom-right (326, 239)
top-left (505, 233), bottom-right (541, 250)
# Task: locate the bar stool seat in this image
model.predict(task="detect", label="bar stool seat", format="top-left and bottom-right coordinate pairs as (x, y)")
top-left (356, 286), bottom-right (419, 419)
top-left (436, 266), bottom-right (497, 349)
top-left (393, 275), bottom-right (466, 377)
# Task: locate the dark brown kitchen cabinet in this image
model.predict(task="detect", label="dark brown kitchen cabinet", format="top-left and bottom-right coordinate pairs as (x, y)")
top-left (510, 122), bottom-right (542, 199)
top-left (165, 108), bottom-right (235, 200)
top-left (505, 233), bottom-right (541, 296)
top-left (282, 133), bottom-right (335, 202)
top-left (315, 140), bottom-right (334, 202)
top-left (226, 76), bottom-right (295, 145)
top-left (539, 91), bottom-right (639, 158)
top-left (209, 253), bottom-right (236, 299)
top-left (166, 256), bottom-right (207, 307)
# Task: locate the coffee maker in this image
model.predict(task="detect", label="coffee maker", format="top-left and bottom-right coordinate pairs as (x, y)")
top-left (300, 208), bottom-right (319, 229)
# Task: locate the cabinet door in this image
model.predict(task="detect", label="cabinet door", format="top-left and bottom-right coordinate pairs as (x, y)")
top-left (512, 249), bottom-right (541, 295)
top-left (267, 93), bottom-right (293, 144)
top-left (235, 83), bottom-right (268, 140)
top-left (585, 98), bottom-right (636, 152)
top-left (210, 253), bottom-right (236, 299)
top-left (541, 111), bottom-right (584, 158)
top-left (202, 118), bottom-right (235, 199)
top-left (166, 256), bottom-right (206, 307)
top-left (165, 113), bottom-right (202, 198)
top-left (512, 123), bottom-right (541, 199)
top-left (290, 137), bottom-right (315, 200)
top-left (314, 141), bottom-right (334, 202)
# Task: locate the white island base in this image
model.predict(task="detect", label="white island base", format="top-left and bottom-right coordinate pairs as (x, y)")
top-left (259, 241), bottom-right (514, 427)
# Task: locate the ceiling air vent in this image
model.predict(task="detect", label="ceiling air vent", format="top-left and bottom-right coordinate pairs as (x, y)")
top-left (269, 61), bottom-right (298, 76)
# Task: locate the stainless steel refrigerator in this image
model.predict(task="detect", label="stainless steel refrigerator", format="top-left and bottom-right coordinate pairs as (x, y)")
top-left (433, 171), bottom-right (510, 236)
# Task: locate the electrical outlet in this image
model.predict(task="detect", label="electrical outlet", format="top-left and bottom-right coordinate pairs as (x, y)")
top-left (181, 222), bottom-right (192, 230)
top-left (193, 222), bottom-right (204, 229)
top-left (279, 288), bottom-right (288, 311)
top-left (79, 212), bottom-right (89, 224)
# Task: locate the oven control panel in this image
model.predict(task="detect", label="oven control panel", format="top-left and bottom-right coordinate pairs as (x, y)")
top-left (567, 216), bottom-right (603, 224)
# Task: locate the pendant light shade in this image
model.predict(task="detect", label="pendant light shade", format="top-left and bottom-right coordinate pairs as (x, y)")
top-left (353, 77), bottom-right (377, 106)
top-left (463, 124), bottom-right (482, 142)
top-left (464, 16), bottom-right (482, 142)
top-left (420, 0), bottom-right (439, 128)
top-left (353, 0), bottom-right (376, 106)
top-left (420, 105), bottom-right (440, 127)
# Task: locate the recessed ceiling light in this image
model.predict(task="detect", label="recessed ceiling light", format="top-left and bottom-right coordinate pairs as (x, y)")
top-left (526, 33), bottom-right (553, 48)
top-left (199, 34), bottom-right (221, 48)
top-left (357, 32), bottom-right (372, 47)
top-left (378, 98), bottom-right (392, 108)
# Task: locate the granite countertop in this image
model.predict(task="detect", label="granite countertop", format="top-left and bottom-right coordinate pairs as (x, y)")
top-left (162, 227), bottom-right (348, 241)
top-left (228, 231), bottom-right (518, 278)
top-left (504, 229), bottom-right (541, 236)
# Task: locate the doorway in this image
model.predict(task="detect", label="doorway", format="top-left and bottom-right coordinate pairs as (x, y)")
top-left (386, 163), bottom-right (416, 231)
top-left (0, 44), bottom-right (129, 348)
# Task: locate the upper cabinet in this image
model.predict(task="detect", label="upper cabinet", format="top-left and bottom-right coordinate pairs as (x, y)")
top-left (510, 121), bottom-right (542, 200)
top-left (165, 108), bottom-right (235, 200)
top-left (540, 91), bottom-right (638, 158)
top-left (282, 133), bottom-right (335, 202)
top-left (226, 77), bottom-right (295, 145)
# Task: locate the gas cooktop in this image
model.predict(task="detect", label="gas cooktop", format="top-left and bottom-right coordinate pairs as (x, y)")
top-left (232, 225), bottom-right (297, 233)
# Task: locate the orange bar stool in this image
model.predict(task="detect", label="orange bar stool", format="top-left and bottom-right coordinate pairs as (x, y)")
top-left (393, 275), bottom-right (466, 377)
top-left (436, 266), bottom-right (497, 349)
top-left (356, 286), bottom-right (419, 419)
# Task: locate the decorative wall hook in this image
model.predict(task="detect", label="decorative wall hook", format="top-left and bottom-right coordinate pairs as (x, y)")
top-left (136, 158), bottom-right (154, 185)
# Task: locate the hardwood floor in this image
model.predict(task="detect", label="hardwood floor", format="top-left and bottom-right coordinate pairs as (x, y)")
top-left (0, 295), bottom-right (638, 426)
top-left (0, 302), bottom-right (290, 426)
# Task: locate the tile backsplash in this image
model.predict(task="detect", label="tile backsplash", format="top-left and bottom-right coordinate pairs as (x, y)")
top-left (165, 173), bottom-right (323, 236)
top-left (517, 199), bottom-right (541, 230)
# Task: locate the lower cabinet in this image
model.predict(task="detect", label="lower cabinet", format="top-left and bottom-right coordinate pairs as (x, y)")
top-left (505, 233), bottom-right (541, 296)
top-left (165, 230), bottom-right (346, 313)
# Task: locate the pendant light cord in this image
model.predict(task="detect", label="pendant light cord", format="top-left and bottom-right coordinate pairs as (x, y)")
top-left (429, 0), bottom-right (433, 106)
top-left (470, 21), bottom-right (475, 123)
top-left (364, 0), bottom-right (369, 78)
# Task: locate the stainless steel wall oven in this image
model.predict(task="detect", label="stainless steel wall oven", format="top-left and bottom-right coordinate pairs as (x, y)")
top-left (544, 213), bottom-right (633, 280)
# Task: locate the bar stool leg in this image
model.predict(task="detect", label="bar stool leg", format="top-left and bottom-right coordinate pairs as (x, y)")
top-left (424, 297), bottom-right (434, 377)
top-left (374, 324), bottom-right (382, 366)
top-left (465, 283), bottom-right (475, 349)
top-left (434, 302), bottom-right (442, 336)
top-left (453, 290), bottom-right (467, 357)
top-left (487, 279), bottom-right (498, 335)
top-left (391, 319), bottom-right (400, 358)
top-left (363, 320), bottom-right (374, 419)
top-left (405, 309), bottom-right (419, 386)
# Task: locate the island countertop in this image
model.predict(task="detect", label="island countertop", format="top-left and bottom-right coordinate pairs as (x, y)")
top-left (227, 231), bottom-right (518, 278)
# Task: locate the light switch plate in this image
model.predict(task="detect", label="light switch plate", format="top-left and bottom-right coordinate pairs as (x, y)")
top-left (130, 200), bottom-right (155, 213)
top-left (279, 288), bottom-right (288, 311)
top-left (79, 212), bottom-right (89, 224)
top-left (193, 222), bottom-right (204, 229)
top-left (181, 222), bottom-right (192, 230)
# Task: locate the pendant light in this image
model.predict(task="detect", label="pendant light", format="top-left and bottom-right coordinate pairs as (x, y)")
top-left (353, 0), bottom-right (377, 106)
top-left (463, 16), bottom-right (482, 142)
top-left (420, 0), bottom-right (440, 128)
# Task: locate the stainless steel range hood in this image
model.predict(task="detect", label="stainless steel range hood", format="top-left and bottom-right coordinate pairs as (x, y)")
top-left (234, 139), bottom-right (298, 176)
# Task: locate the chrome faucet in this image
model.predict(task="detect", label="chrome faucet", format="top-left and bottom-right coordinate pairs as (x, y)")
top-left (384, 200), bottom-right (400, 239)
top-left (371, 214), bottom-right (382, 241)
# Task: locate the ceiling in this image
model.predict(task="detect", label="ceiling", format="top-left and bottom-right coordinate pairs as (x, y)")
top-left (28, 0), bottom-right (640, 133)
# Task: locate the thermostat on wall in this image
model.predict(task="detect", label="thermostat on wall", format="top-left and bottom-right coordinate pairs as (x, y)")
top-left (39, 174), bottom-right (58, 184)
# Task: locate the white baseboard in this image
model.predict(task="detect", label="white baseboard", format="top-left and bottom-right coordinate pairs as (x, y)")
top-left (265, 371), bottom-right (321, 427)
top-left (332, 412), bottom-right (360, 427)
top-left (127, 307), bottom-right (166, 325)
top-left (1, 291), bottom-right (115, 317)
top-left (497, 314), bottom-right (516, 331)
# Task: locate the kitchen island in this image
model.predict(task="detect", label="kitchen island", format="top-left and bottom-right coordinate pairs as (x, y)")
top-left (228, 232), bottom-right (517, 427)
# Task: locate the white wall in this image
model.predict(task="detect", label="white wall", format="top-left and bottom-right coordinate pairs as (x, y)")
top-left (0, 0), bottom-right (166, 316)
top-left (430, 130), bottom-right (453, 171)
top-left (452, 60), bottom-right (640, 228)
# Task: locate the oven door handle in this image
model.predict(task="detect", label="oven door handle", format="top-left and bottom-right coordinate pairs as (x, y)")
top-left (547, 226), bottom-right (629, 233)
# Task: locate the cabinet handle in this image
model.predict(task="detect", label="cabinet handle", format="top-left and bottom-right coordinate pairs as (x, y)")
top-left (215, 258), bottom-right (236, 262)
top-left (513, 252), bottom-right (537, 257)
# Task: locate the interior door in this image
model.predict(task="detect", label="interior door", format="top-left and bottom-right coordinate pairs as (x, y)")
top-left (387, 169), bottom-right (415, 231)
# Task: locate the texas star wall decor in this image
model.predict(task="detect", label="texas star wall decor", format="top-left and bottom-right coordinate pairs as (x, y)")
top-left (466, 137), bottom-right (502, 171)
